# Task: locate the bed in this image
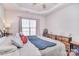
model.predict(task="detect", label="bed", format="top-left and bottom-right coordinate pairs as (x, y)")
top-left (38, 36), bottom-right (67, 56)
top-left (1, 36), bottom-right (41, 56)
top-left (0, 35), bottom-right (67, 56)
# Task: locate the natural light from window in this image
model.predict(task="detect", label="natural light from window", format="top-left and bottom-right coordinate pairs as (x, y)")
top-left (22, 18), bottom-right (36, 36)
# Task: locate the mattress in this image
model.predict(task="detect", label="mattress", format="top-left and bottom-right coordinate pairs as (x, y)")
top-left (37, 36), bottom-right (67, 56)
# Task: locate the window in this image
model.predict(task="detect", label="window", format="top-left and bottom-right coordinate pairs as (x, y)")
top-left (21, 18), bottom-right (36, 36)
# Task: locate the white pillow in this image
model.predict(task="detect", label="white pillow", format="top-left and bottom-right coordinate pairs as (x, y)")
top-left (12, 36), bottom-right (23, 48)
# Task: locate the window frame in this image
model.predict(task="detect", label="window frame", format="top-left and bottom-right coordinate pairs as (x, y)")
top-left (20, 17), bottom-right (37, 36)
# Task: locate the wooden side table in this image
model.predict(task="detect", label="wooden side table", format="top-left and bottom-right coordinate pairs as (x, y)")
top-left (70, 41), bottom-right (79, 51)
top-left (3, 32), bottom-right (12, 36)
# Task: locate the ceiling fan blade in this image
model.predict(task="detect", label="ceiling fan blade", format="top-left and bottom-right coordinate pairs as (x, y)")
top-left (43, 4), bottom-right (46, 9)
top-left (33, 3), bottom-right (37, 5)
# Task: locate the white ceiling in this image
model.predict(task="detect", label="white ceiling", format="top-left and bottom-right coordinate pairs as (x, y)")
top-left (17, 3), bottom-right (58, 12)
top-left (3, 3), bottom-right (71, 15)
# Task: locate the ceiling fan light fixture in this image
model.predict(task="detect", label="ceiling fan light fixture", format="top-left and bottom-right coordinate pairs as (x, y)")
top-left (33, 3), bottom-right (46, 9)
top-left (43, 4), bottom-right (46, 9)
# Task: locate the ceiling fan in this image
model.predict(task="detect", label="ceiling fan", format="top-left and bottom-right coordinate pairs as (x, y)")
top-left (33, 3), bottom-right (46, 9)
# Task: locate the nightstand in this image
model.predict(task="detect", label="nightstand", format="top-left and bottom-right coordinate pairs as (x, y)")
top-left (69, 41), bottom-right (79, 56)
top-left (70, 41), bottom-right (79, 51)
top-left (3, 32), bottom-right (12, 36)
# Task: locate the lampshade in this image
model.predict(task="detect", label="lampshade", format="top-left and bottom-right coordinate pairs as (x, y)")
top-left (5, 23), bottom-right (11, 28)
top-left (4, 19), bottom-right (12, 28)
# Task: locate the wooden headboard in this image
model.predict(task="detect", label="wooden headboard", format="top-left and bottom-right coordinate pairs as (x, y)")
top-left (44, 34), bottom-right (72, 44)
top-left (55, 35), bottom-right (72, 43)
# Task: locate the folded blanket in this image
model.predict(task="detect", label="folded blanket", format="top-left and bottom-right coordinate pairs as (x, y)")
top-left (28, 36), bottom-right (56, 50)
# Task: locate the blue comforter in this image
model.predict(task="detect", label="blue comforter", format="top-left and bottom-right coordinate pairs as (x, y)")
top-left (28, 36), bottom-right (56, 50)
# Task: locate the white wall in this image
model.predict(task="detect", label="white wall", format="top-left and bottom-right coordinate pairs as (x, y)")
top-left (0, 5), bottom-right (5, 31)
top-left (5, 10), bottom-right (46, 36)
top-left (46, 4), bottom-right (79, 36)
top-left (5, 4), bottom-right (79, 37)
